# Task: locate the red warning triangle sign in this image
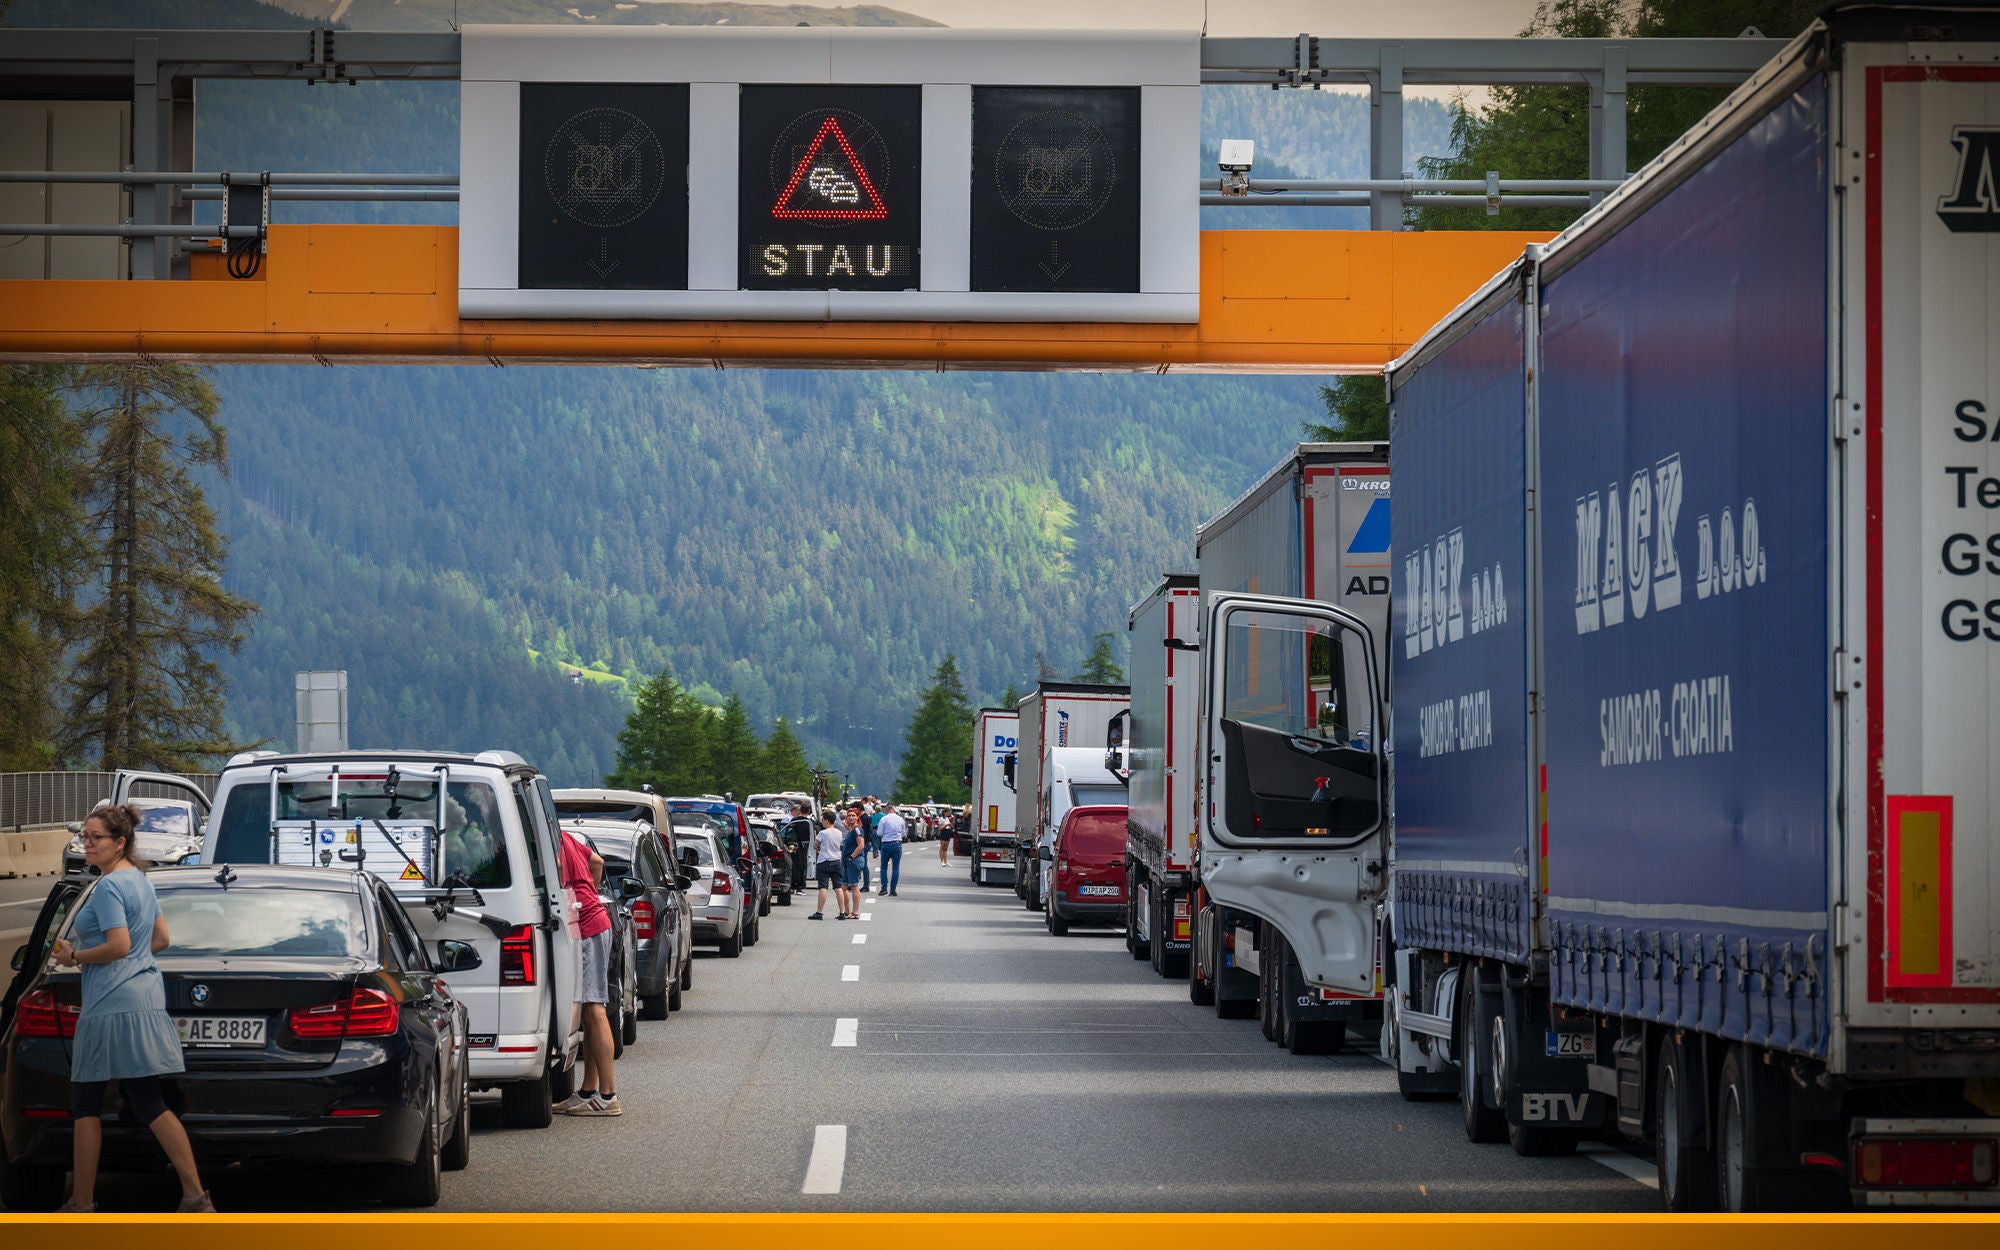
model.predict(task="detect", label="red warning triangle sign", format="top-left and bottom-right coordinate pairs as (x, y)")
top-left (771, 116), bottom-right (889, 221)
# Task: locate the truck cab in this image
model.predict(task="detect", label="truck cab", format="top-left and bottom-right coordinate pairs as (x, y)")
top-left (1193, 593), bottom-right (1389, 1053)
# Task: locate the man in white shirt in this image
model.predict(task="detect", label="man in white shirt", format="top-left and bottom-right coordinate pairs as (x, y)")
top-left (875, 805), bottom-right (907, 896)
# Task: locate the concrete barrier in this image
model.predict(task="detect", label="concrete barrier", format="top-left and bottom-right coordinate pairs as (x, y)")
top-left (0, 826), bottom-right (68, 879)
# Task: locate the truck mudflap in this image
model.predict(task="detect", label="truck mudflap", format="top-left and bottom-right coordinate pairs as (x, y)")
top-left (1497, 981), bottom-right (1605, 1128)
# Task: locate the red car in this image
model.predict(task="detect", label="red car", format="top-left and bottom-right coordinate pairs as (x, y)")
top-left (1043, 805), bottom-right (1128, 936)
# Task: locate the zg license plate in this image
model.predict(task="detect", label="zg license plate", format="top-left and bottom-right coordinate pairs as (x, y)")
top-left (1545, 1030), bottom-right (1595, 1059)
top-left (176, 1015), bottom-right (266, 1048)
top-left (1078, 884), bottom-right (1120, 897)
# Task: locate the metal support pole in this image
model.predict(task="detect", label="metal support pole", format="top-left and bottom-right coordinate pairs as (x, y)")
top-left (130, 37), bottom-right (159, 280)
top-left (1370, 45), bottom-right (1405, 232)
top-left (1590, 46), bottom-right (1629, 199)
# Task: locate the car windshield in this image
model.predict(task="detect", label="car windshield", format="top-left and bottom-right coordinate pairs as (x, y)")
top-left (134, 806), bottom-right (194, 839)
top-left (152, 885), bottom-right (368, 959)
top-left (554, 799), bottom-right (653, 823)
top-left (214, 777), bottom-right (512, 889)
top-left (674, 832), bottom-right (719, 867)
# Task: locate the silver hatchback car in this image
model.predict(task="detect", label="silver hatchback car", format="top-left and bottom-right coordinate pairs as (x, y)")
top-left (673, 828), bottom-right (746, 959)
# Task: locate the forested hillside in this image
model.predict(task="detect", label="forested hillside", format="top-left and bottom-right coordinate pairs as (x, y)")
top-left (8, 0), bottom-right (1462, 788)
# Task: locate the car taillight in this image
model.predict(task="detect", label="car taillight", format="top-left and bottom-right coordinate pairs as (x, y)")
top-left (501, 923), bottom-right (537, 985)
top-left (288, 987), bottom-right (399, 1039)
top-left (1855, 1137), bottom-right (1999, 1189)
top-left (631, 899), bottom-right (656, 940)
top-left (711, 871), bottom-right (732, 896)
top-left (16, 990), bottom-right (79, 1039)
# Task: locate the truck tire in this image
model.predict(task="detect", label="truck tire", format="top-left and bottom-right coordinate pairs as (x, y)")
top-left (500, 1068), bottom-right (553, 1129)
top-left (1657, 1037), bottom-right (1718, 1211)
top-left (1259, 946), bottom-right (1280, 1042)
top-left (1716, 1046), bottom-right (1781, 1212)
top-left (1458, 973), bottom-right (1505, 1143)
top-left (1190, 958), bottom-right (1216, 1007)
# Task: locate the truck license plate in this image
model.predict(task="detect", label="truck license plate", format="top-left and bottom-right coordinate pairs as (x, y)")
top-left (176, 1015), bottom-right (266, 1048)
top-left (1545, 1030), bottom-right (1595, 1059)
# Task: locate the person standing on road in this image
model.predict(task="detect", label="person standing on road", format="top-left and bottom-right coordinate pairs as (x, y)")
top-left (810, 810), bottom-right (843, 920)
top-left (51, 804), bottom-right (216, 1213)
top-left (553, 828), bottom-right (618, 1117)
top-left (875, 804), bottom-right (906, 897)
top-left (840, 804), bottom-right (867, 918)
top-left (784, 802), bottom-right (815, 892)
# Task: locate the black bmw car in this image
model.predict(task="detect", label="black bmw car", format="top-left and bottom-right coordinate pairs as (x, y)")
top-left (0, 865), bottom-right (475, 1211)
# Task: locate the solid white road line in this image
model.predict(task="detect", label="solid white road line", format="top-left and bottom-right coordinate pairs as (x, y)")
top-left (852, 933), bottom-right (867, 944)
top-left (1577, 1142), bottom-right (1659, 1188)
top-left (802, 1124), bottom-right (848, 1194)
top-left (832, 1018), bottom-right (858, 1047)
top-left (842, 964), bottom-right (861, 982)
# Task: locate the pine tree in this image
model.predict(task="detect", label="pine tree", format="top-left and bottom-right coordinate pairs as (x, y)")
top-left (998, 684), bottom-right (1023, 710)
top-left (1034, 650), bottom-right (1057, 680)
top-left (709, 692), bottom-right (763, 799)
top-left (1071, 632), bottom-right (1126, 686)
top-left (0, 365), bottom-right (85, 769)
top-left (60, 364), bottom-right (255, 771)
top-left (1306, 378), bottom-right (1389, 443)
top-left (757, 717), bottom-right (812, 793)
top-left (608, 664), bottom-right (715, 796)
top-left (892, 654), bottom-right (974, 804)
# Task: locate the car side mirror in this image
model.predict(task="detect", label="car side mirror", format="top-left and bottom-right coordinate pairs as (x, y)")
top-left (1038, 846), bottom-right (1053, 861)
top-left (437, 939), bottom-right (482, 972)
top-left (678, 870), bottom-right (698, 889)
top-left (618, 877), bottom-right (645, 901)
top-left (9, 946), bottom-right (23, 972)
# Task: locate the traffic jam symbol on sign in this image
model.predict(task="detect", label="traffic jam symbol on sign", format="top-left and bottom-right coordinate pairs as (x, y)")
top-left (771, 117), bottom-right (887, 221)
top-left (740, 87), bottom-right (921, 291)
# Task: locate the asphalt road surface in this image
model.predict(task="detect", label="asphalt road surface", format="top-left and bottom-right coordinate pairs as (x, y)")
top-left (35, 854), bottom-right (1659, 1213)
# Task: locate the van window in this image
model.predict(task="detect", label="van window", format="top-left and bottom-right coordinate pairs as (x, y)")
top-left (1070, 783), bottom-right (1126, 811)
top-left (210, 778), bottom-right (512, 888)
top-left (1062, 810), bottom-right (1127, 858)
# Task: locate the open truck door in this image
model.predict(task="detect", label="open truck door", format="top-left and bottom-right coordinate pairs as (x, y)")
top-left (1200, 593), bottom-right (1386, 995)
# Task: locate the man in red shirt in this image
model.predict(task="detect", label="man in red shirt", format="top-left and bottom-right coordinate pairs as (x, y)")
top-left (553, 828), bottom-right (618, 1116)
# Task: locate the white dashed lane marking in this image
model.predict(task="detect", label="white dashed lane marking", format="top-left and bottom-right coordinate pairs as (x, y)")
top-left (842, 965), bottom-right (861, 982)
top-left (831, 1018), bottom-right (857, 1047)
top-left (802, 1124), bottom-right (847, 1194)
top-left (852, 933), bottom-right (867, 944)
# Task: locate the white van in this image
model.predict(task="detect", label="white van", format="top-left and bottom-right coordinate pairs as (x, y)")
top-left (207, 750), bottom-right (584, 1129)
top-left (1033, 746), bottom-right (1128, 910)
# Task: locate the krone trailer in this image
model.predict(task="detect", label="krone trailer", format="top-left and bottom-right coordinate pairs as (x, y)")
top-left (1124, 574), bottom-right (1200, 977)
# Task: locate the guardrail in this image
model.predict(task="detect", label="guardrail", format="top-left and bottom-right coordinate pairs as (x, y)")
top-left (0, 771), bottom-right (218, 831)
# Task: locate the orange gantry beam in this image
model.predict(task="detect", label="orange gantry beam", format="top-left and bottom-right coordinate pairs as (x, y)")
top-left (0, 225), bottom-right (1549, 372)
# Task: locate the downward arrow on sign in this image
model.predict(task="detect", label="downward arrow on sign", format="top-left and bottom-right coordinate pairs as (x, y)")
top-left (1037, 238), bottom-right (1071, 283)
top-left (586, 236), bottom-right (620, 279)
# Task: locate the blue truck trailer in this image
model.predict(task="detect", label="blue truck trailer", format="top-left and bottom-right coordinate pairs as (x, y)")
top-left (1196, 5), bottom-right (2000, 1209)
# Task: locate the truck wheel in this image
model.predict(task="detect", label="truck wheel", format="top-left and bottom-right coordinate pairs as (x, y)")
top-left (1190, 959), bottom-right (1216, 1007)
top-left (1259, 953), bottom-right (1280, 1042)
top-left (1657, 1037), bottom-right (1718, 1211)
top-left (1716, 1046), bottom-right (1780, 1212)
top-left (1458, 973), bottom-right (1505, 1143)
top-left (500, 1068), bottom-right (553, 1129)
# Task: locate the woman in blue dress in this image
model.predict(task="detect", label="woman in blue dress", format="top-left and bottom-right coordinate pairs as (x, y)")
top-left (50, 803), bottom-right (214, 1213)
